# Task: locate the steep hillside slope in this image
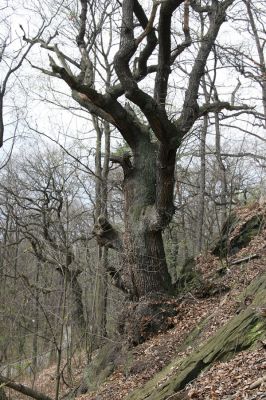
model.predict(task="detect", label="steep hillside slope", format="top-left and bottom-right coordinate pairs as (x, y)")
top-left (77, 202), bottom-right (266, 400)
top-left (6, 202), bottom-right (266, 400)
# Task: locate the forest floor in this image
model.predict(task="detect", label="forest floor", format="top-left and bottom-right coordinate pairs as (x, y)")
top-left (9, 202), bottom-right (266, 400)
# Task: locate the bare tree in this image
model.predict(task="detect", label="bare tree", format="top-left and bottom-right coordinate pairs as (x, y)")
top-left (243, 0), bottom-right (266, 123)
top-left (0, 2), bottom-right (44, 149)
top-left (0, 148), bottom-right (92, 332)
top-left (26, 0), bottom-right (250, 300)
top-left (219, 0), bottom-right (266, 126)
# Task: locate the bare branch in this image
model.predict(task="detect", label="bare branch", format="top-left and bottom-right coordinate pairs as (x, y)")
top-left (198, 101), bottom-right (250, 117)
top-left (76, 0), bottom-right (88, 47)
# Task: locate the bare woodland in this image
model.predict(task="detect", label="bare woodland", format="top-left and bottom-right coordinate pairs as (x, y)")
top-left (0, 0), bottom-right (266, 399)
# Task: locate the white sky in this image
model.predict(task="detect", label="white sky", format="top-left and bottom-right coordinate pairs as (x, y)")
top-left (0, 0), bottom-right (265, 188)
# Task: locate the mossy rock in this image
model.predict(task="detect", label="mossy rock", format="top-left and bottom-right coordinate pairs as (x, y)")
top-left (77, 342), bottom-right (122, 395)
top-left (212, 212), bottom-right (238, 257)
top-left (229, 214), bottom-right (264, 254)
top-left (126, 274), bottom-right (266, 400)
top-left (212, 213), bottom-right (264, 258)
top-left (175, 258), bottom-right (196, 289)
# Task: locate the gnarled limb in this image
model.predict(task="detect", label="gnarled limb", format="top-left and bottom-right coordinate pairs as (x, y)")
top-left (133, 0), bottom-right (158, 77)
top-left (49, 56), bottom-right (148, 150)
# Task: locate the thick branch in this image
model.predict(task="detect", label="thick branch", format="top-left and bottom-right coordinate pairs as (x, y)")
top-left (26, 236), bottom-right (57, 266)
top-left (0, 375), bottom-right (52, 400)
top-left (76, 0), bottom-right (87, 46)
top-left (110, 152), bottom-right (133, 176)
top-left (133, 0), bottom-right (158, 77)
top-left (49, 57), bottom-right (146, 149)
top-left (114, 0), bottom-right (178, 144)
top-left (170, 0), bottom-right (192, 62)
top-left (106, 0), bottom-right (190, 101)
top-left (154, 0), bottom-right (183, 108)
top-left (198, 101), bottom-right (250, 116)
top-left (135, 2), bottom-right (159, 46)
top-left (72, 91), bottom-right (116, 125)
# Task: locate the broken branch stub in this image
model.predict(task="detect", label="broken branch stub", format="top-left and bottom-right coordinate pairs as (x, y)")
top-left (93, 215), bottom-right (123, 251)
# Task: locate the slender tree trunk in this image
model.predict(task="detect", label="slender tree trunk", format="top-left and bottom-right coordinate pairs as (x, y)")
top-left (197, 116), bottom-right (207, 253)
top-left (91, 118), bottom-right (110, 345)
top-left (58, 268), bottom-right (85, 333)
top-left (98, 122), bottom-right (110, 336)
top-left (69, 272), bottom-right (86, 330)
top-left (177, 187), bottom-right (189, 261)
top-left (55, 275), bottom-right (68, 400)
top-left (215, 112), bottom-right (227, 225)
top-left (32, 262), bottom-right (40, 381)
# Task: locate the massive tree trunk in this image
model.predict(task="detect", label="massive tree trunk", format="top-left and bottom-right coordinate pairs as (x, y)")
top-left (121, 141), bottom-right (173, 298)
top-left (96, 138), bottom-right (174, 299)
top-left (92, 138), bottom-right (179, 342)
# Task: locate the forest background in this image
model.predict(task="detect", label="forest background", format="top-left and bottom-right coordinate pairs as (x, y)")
top-left (0, 0), bottom-right (265, 399)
